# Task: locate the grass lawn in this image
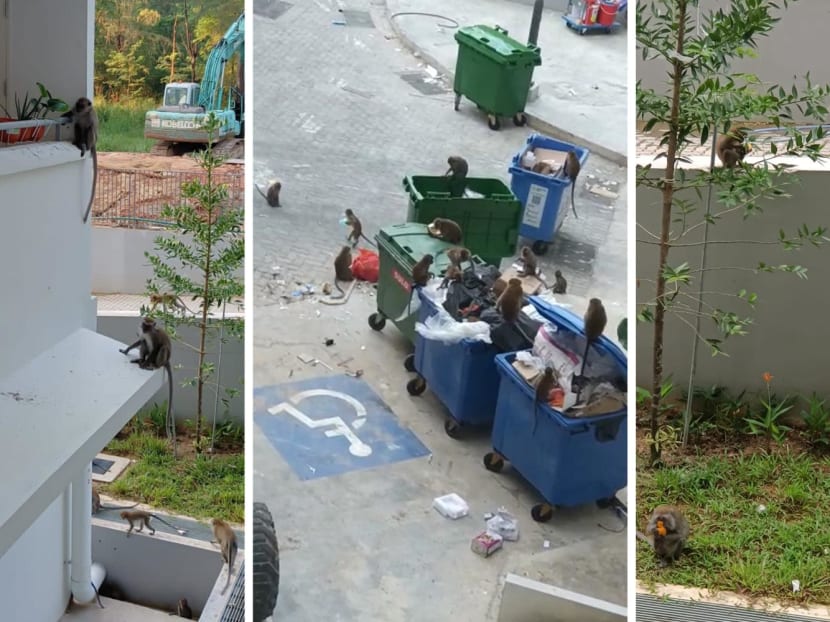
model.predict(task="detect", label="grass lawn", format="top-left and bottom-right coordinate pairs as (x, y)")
top-left (98, 407), bottom-right (244, 524)
top-left (637, 447), bottom-right (830, 604)
top-left (96, 98), bottom-right (157, 153)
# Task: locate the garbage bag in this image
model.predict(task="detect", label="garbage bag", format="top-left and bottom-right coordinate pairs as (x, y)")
top-left (351, 248), bottom-right (379, 283)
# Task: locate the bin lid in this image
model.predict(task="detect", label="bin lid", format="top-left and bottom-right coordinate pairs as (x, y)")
top-left (376, 223), bottom-right (456, 268)
top-left (455, 25), bottom-right (542, 65)
top-left (528, 296), bottom-right (627, 371)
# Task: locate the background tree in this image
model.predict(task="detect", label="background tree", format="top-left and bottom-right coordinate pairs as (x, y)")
top-left (142, 114), bottom-right (244, 455)
top-left (636, 0), bottom-right (830, 466)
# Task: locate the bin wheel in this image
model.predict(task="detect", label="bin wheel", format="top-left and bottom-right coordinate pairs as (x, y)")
top-left (531, 503), bottom-right (555, 523)
top-left (513, 113), bottom-right (527, 127)
top-left (368, 313), bottom-right (386, 331)
top-left (444, 419), bottom-right (462, 439)
top-left (454, 92), bottom-right (461, 111)
top-left (596, 496), bottom-right (619, 510)
top-left (483, 451), bottom-right (505, 473)
top-left (487, 115), bottom-right (501, 131)
top-left (406, 376), bottom-right (427, 396)
top-left (252, 502), bottom-right (279, 622)
top-left (531, 240), bottom-right (550, 255)
top-left (403, 353), bottom-right (416, 373)
top-left (605, 28), bottom-right (612, 34)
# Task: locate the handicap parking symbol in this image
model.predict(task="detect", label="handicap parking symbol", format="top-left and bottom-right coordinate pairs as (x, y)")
top-left (254, 375), bottom-right (430, 481)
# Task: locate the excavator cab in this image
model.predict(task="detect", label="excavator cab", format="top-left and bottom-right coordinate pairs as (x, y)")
top-left (159, 83), bottom-right (204, 112)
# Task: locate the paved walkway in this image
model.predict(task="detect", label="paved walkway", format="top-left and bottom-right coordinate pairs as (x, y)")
top-left (385, 0), bottom-right (628, 162)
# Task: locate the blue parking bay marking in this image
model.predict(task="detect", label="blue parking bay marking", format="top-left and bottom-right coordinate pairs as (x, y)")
top-left (254, 375), bottom-right (430, 481)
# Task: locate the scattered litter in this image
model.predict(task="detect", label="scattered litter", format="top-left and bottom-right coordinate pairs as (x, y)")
top-left (425, 65), bottom-right (438, 78)
top-left (486, 508), bottom-right (519, 541)
top-left (543, 540), bottom-right (550, 549)
top-left (432, 493), bottom-right (469, 520)
top-left (756, 504), bottom-right (767, 514)
top-left (338, 357), bottom-right (354, 366)
top-left (332, 19), bottom-right (347, 25)
top-left (297, 354), bottom-right (314, 364)
top-left (361, 345), bottom-right (366, 351)
top-left (428, 454), bottom-right (433, 464)
top-left (324, 338), bottom-right (335, 346)
top-left (345, 369), bottom-right (364, 378)
top-left (471, 531), bottom-right (503, 557)
top-left (314, 359), bottom-right (333, 371)
top-left (792, 579), bottom-right (801, 593)
top-left (352, 418), bottom-right (366, 429)
top-left (483, 512), bottom-right (494, 521)
top-left (308, 465), bottom-right (316, 473)
top-left (322, 283), bottom-right (332, 295)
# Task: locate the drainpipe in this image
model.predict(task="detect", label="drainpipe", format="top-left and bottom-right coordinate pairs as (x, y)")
top-left (69, 463), bottom-right (106, 604)
top-left (527, 0), bottom-right (545, 97)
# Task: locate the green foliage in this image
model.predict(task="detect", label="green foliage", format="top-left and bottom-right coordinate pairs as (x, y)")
top-left (801, 392), bottom-right (830, 450)
top-left (616, 317), bottom-right (628, 349)
top-left (142, 112), bottom-right (244, 454)
top-left (0, 82), bottom-right (68, 120)
top-left (95, 0), bottom-right (244, 99)
top-left (744, 377), bottom-right (792, 450)
top-left (104, 431), bottom-right (243, 522)
top-left (637, 451), bottom-right (830, 603)
top-left (636, 0), bottom-right (830, 466)
top-left (96, 99), bottom-right (157, 152)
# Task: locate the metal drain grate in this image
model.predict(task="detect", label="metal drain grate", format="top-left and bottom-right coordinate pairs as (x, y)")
top-left (338, 9), bottom-right (375, 27)
top-left (636, 593), bottom-right (829, 622)
top-left (254, 0), bottom-right (292, 20)
top-left (219, 565), bottom-right (245, 622)
top-left (398, 71), bottom-right (449, 96)
top-left (92, 457), bottom-right (115, 475)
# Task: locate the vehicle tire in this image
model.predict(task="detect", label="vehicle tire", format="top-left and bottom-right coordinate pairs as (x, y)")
top-left (253, 502), bottom-right (280, 622)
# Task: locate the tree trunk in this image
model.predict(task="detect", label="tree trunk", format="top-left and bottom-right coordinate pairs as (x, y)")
top-left (170, 15), bottom-right (178, 84)
top-left (649, 0), bottom-right (688, 467)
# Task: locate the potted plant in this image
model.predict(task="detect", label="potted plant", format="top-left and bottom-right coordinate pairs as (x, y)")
top-left (0, 82), bottom-right (68, 144)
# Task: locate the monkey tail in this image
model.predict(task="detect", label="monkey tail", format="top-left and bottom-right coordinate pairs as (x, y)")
top-left (360, 233), bottom-right (377, 247)
top-left (255, 184), bottom-right (268, 200)
top-left (150, 512), bottom-right (188, 534)
top-left (164, 363), bottom-right (175, 445)
top-left (570, 179), bottom-right (578, 219)
top-left (82, 147), bottom-right (97, 223)
top-left (321, 280), bottom-right (356, 305)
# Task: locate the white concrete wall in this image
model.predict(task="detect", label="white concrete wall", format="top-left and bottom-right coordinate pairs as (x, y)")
top-left (0, 495), bottom-right (67, 622)
top-left (637, 1), bottom-right (830, 122)
top-left (92, 227), bottom-right (244, 295)
top-left (636, 161), bottom-right (830, 395)
top-left (0, 2), bottom-right (96, 620)
top-left (97, 316), bottom-right (244, 422)
top-left (91, 522), bottom-right (223, 616)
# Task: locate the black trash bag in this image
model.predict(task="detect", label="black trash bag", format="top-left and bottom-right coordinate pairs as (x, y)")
top-left (479, 308), bottom-right (543, 353)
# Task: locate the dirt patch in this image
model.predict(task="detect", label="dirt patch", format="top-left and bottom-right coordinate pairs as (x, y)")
top-left (93, 151), bottom-right (244, 225)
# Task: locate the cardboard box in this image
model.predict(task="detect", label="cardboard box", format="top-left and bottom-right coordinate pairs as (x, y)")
top-left (471, 531), bottom-right (503, 557)
top-left (512, 360), bottom-right (540, 385)
top-left (494, 266), bottom-right (544, 297)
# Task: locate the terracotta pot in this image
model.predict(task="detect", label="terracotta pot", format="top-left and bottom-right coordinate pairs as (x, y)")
top-left (0, 117), bottom-right (47, 144)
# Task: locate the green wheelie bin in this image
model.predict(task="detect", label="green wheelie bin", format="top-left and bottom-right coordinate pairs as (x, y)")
top-left (403, 175), bottom-right (522, 267)
top-left (453, 25), bottom-right (542, 131)
top-left (367, 223), bottom-right (456, 346)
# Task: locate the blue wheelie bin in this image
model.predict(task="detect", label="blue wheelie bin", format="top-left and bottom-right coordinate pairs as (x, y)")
top-left (484, 296), bottom-right (627, 522)
top-left (508, 133), bottom-right (590, 256)
top-left (405, 288), bottom-right (502, 439)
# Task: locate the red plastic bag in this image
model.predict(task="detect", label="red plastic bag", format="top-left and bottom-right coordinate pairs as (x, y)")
top-left (351, 248), bottom-right (379, 283)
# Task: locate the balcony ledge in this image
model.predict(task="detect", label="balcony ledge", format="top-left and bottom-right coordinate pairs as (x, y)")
top-left (0, 140), bottom-right (84, 177)
top-left (0, 328), bottom-right (163, 558)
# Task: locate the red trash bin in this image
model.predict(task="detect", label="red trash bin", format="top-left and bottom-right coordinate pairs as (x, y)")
top-left (597, 0), bottom-right (619, 26)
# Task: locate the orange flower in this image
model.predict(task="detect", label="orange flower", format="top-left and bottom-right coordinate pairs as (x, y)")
top-left (762, 372), bottom-right (773, 384)
top-left (656, 519), bottom-right (667, 537)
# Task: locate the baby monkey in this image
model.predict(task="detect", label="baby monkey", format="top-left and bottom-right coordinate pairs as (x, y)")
top-left (439, 265), bottom-right (463, 289)
top-left (533, 367), bottom-right (556, 434)
top-left (211, 518), bottom-right (239, 595)
top-left (716, 128), bottom-right (751, 168)
top-left (552, 270), bottom-right (567, 294)
top-left (403, 253), bottom-right (435, 315)
top-left (427, 218), bottom-right (463, 244)
top-left (562, 150), bottom-right (581, 219)
top-left (445, 155), bottom-right (469, 197)
top-left (120, 510), bottom-right (188, 536)
top-left (637, 505), bottom-right (690, 567)
top-left (344, 208), bottom-right (376, 248)
top-left (255, 180), bottom-right (281, 207)
top-left (446, 246), bottom-right (471, 270)
top-left (518, 246), bottom-right (549, 287)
